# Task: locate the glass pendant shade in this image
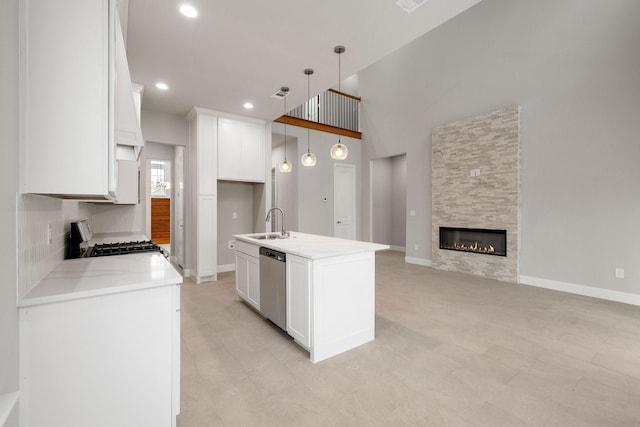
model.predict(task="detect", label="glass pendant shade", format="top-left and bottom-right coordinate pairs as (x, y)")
top-left (331, 46), bottom-right (348, 160)
top-left (279, 86), bottom-right (291, 173)
top-left (279, 158), bottom-right (292, 173)
top-left (301, 151), bottom-right (317, 167)
top-left (330, 142), bottom-right (348, 160)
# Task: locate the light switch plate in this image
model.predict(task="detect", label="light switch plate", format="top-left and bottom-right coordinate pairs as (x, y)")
top-left (615, 268), bottom-right (624, 279)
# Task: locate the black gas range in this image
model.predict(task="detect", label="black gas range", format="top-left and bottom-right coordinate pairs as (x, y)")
top-left (88, 240), bottom-right (167, 258)
top-left (66, 220), bottom-right (168, 259)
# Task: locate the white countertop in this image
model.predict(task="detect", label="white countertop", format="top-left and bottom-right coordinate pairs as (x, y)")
top-left (19, 252), bottom-right (182, 308)
top-left (233, 232), bottom-right (389, 259)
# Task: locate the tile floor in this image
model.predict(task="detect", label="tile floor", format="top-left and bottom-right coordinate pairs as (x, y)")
top-left (178, 250), bottom-right (640, 426)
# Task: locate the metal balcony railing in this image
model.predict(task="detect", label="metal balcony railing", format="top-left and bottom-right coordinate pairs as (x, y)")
top-left (288, 89), bottom-right (360, 133)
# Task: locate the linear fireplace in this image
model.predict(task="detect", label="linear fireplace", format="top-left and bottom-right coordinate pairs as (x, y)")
top-left (439, 227), bottom-right (507, 257)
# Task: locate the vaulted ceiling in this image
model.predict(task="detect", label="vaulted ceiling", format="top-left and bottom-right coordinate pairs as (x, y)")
top-left (125, 0), bottom-right (483, 120)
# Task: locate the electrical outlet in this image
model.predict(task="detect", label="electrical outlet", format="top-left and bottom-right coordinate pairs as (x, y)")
top-left (615, 268), bottom-right (625, 279)
top-left (47, 223), bottom-right (53, 245)
top-left (414, 244), bottom-right (419, 251)
top-left (228, 240), bottom-right (235, 250)
top-left (232, 212), bottom-right (237, 219)
top-left (409, 210), bottom-right (416, 217)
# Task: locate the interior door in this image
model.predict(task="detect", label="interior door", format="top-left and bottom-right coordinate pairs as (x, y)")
top-left (334, 164), bottom-right (356, 240)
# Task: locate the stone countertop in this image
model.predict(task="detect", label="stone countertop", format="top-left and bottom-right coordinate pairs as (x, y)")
top-left (19, 252), bottom-right (182, 308)
top-left (233, 232), bottom-right (389, 260)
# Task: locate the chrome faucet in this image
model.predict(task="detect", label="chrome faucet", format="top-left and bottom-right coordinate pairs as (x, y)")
top-left (265, 207), bottom-right (289, 237)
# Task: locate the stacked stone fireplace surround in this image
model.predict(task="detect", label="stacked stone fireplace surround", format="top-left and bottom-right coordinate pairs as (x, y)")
top-left (431, 106), bottom-right (520, 283)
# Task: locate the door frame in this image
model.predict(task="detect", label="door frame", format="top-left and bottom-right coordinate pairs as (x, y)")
top-left (333, 163), bottom-right (356, 239)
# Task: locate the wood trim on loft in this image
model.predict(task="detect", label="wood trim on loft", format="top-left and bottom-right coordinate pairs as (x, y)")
top-left (275, 115), bottom-right (362, 140)
top-left (327, 88), bottom-right (362, 101)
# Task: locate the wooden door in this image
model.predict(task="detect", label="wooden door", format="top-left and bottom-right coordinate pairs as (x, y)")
top-left (151, 197), bottom-right (170, 244)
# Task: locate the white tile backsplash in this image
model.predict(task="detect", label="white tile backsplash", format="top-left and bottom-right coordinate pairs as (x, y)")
top-left (17, 194), bottom-right (93, 299)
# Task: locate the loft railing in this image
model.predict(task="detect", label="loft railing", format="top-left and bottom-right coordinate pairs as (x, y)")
top-left (277, 89), bottom-right (362, 139)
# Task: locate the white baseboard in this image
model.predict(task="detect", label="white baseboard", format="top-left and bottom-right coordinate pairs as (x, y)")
top-left (519, 275), bottom-right (640, 307)
top-left (405, 257), bottom-right (432, 267)
top-left (217, 264), bottom-right (235, 273)
top-left (389, 245), bottom-right (406, 252)
top-left (196, 274), bottom-right (217, 284)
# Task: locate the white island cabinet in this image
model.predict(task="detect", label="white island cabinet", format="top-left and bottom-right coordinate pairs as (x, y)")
top-left (18, 253), bottom-right (182, 427)
top-left (234, 232), bottom-right (388, 363)
top-left (234, 240), bottom-right (260, 310)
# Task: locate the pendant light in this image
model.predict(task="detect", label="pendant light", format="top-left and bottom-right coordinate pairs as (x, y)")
top-left (301, 68), bottom-right (317, 167)
top-left (278, 86), bottom-right (292, 173)
top-left (330, 45), bottom-right (348, 160)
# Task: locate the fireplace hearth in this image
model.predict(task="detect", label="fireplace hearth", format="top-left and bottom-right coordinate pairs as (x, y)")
top-left (439, 227), bottom-right (507, 257)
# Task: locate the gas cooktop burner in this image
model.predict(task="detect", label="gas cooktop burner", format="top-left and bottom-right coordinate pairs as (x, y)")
top-left (89, 240), bottom-right (166, 257)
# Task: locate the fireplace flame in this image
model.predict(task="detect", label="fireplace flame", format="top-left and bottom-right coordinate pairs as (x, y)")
top-left (453, 242), bottom-right (496, 254)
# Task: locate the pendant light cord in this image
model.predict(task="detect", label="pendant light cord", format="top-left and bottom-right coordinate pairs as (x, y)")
top-left (307, 72), bottom-right (311, 152)
top-left (338, 48), bottom-right (342, 144)
top-left (283, 94), bottom-right (287, 160)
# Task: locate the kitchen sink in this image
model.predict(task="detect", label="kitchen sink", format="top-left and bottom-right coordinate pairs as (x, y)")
top-left (248, 233), bottom-right (289, 240)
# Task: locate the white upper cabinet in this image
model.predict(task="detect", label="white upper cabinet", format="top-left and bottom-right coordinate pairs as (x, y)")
top-left (218, 118), bottom-right (265, 183)
top-left (20, 0), bottom-right (143, 200)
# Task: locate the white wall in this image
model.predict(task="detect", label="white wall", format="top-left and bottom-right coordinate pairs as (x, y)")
top-left (371, 158), bottom-right (392, 244)
top-left (273, 123), bottom-right (362, 239)
top-left (141, 109), bottom-right (189, 146)
top-left (359, 0), bottom-right (640, 294)
top-left (371, 155), bottom-right (407, 248)
top-left (0, 0), bottom-right (20, 421)
top-left (217, 182), bottom-right (255, 267)
top-left (390, 155), bottom-right (407, 248)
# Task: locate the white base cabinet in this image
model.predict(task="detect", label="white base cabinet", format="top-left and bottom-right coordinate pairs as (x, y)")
top-left (286, 254), bottom-right (311, 349)
top-left (19, 284), bottom-right (180, 427)
top-left (287, 252), bottom-right (376, 363)
top-left (309, 252), bottom-right (375, 363)
top-left (235, 241), bottom-right (260, 310)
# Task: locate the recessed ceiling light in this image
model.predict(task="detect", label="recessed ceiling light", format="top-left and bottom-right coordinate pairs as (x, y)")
top-left (155, 82), bottom-right (169, 90)
top-left (178, 4), bottom-right (198, 18)
top-left (243, 102), bottom-right (254, 109)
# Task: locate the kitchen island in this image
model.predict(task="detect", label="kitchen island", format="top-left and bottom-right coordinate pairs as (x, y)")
top-left (234, 232), bottom-right (389, 363)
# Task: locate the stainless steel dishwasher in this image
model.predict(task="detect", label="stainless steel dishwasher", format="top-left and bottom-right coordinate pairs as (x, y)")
top-left (259, 247), bottom-right (286, 331)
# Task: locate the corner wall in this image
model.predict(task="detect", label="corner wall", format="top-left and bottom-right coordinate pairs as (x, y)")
top-left (0, 0), bottom-right (20, 421)
top-left (359, 0), bottom-right (640, 296)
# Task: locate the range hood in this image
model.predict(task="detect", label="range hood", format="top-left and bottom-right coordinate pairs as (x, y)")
top-left (116, 141), bottom-right (142, 161)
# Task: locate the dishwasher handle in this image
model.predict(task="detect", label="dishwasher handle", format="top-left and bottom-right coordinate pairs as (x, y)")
top-left (259, 247), bottom-right (286, 262)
